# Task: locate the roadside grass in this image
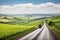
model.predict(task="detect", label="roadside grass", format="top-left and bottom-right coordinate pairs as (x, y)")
top-left (5, 27), bottom-right (37, 40)
top-left (46, 16), bottom-right (60, 40)
top-left (0, 19), bottom-right (43, 40)
top-left (48, 26), bottom-right (60, 40)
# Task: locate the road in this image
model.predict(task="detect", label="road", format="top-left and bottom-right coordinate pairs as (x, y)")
top-left (36, 21), bottom-right (56, 40)
top-left (18, 21), bottom-right (56, 40)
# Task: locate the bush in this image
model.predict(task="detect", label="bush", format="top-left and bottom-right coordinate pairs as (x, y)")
top-left (48, 21), bottom-right (55, 26)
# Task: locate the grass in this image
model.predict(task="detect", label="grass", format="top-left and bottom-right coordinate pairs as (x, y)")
top-left (0, 24), bottom-right (33, 39)
top-left (46, 16), bottom-right (60, 40)
top-left (48, 26), bottom-right (60, 40)
top-left (0, 19), bottom-right (43, 40)
top-left (5, 27), bottom-right (37, 40)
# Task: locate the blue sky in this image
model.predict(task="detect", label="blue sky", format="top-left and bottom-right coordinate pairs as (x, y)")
top-left (0, 0), bottom-right (60, 5)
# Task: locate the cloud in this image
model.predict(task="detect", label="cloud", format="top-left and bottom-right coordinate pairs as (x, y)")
top-left (0, 2), bottom-right (60, 14)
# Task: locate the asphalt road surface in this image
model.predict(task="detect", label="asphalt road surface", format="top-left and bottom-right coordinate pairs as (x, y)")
top-left (36, 21), bottom-right (56, 40)
top-left (18, 21), bottom-right (56, 40)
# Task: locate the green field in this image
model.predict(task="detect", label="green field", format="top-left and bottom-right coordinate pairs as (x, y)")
top-left (46, 16), bottom-right (60, 40)
top-left (0, 16), bottom-right (43, 40)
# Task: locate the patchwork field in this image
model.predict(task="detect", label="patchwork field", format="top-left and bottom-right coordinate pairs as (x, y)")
top-left (0, 16), bottom-right (43, 40)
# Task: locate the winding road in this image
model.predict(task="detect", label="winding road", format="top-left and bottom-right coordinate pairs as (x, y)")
top-left (18, 20), bottom-right (56, 40)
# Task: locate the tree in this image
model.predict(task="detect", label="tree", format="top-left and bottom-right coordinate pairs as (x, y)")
top-left (48, 21), bottom-right (55, 26)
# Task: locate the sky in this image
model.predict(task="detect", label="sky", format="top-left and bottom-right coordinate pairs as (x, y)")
top-left (0, 0), bottom-right (60, 14)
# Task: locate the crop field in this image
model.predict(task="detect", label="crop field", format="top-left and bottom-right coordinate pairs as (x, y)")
top-left (0, 16), bottom-right (43, 40)
top-left (46, 16), bottom-right (60, 40)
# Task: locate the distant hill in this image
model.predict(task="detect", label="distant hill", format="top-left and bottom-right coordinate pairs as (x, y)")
top-left (0, 14), bottom-right (7, 16)
top-left (0, 13), bottom-right (60, 18)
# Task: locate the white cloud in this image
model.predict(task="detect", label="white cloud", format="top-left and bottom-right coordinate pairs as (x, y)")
top-left (0, 2), bottom-right (60, 14)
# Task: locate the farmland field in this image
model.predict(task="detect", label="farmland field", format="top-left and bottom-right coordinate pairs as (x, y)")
top-left (0, 15), bottom-right (43, 40)
top-left (46, 16), bottom-right (60, 40)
